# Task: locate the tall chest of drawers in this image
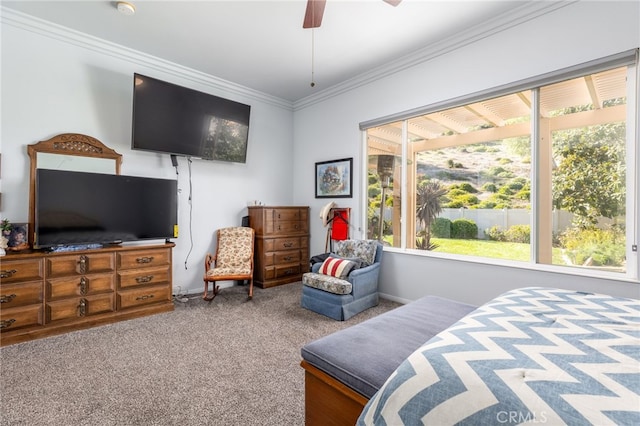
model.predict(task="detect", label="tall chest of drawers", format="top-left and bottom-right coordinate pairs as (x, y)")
top-left (248, 206), bottom-right (310, 288)
top-left (0, 243), bottom-right (174, 346)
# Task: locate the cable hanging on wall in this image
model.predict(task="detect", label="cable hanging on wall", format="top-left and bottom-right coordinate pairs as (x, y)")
top-left (184, 157), bottom-right (194, 270)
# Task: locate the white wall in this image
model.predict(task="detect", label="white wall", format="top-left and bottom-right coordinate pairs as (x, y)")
top-left (1, 12), bottom-right (294, 295)
top-left (3, 2), bottom-right (639, 305)
top-left (293, 1), bottom-right (640, 305)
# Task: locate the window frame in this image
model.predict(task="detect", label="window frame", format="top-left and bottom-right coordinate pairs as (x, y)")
top-left (361, 50), bottom-right (640, 282)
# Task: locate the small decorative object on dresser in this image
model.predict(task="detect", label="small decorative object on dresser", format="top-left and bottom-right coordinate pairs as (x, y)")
top-left (0, 219), bottom-right (9, 256)
top-left (7, 223), bottom-right (29, 252)
top-left (248, 206), bottom-right (310, 288)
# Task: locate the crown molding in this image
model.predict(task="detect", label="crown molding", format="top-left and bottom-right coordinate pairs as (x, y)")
top-left (293, 0), bottom-right (577, 111)
top-left (2, 2), bottom-right (577, 113)
top-left (0, 7), bottom-right (294, 111)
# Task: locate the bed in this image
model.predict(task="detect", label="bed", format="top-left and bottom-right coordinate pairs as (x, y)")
top-left (357, 287), bottom-right (640, 425)
top-left (301, 294), bottom-right (478, 425)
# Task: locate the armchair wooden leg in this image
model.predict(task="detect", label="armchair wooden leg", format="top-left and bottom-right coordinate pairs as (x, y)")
top-left (203, 281), bottom-right (219, 301)
top-left (247, 279), bottom-right (254, 300)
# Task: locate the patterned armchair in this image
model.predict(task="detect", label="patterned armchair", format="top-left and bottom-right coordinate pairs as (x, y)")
top-left (203, 227), bottom-right (255, 301)
top-left (301, 240), bottom-right (383, 320)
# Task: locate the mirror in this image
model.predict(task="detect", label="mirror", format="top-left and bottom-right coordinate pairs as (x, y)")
top-left (27, 133), bottom-right (123, 247)
top-left (37, 153), bottom-right (118, 174)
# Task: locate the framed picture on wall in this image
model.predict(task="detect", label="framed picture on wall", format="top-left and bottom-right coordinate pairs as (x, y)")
top-left (315, 157), bottom-right (353, 198)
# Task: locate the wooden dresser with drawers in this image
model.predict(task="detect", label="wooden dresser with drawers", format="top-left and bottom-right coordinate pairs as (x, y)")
top-left (248, 206), bottom-right (310, 288)
top-left (0, 243), bottom-right (174, 346)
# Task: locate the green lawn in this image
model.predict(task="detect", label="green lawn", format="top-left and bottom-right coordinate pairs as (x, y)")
top-left (430, 237), bottom-right (566, 264)
top-left (383, 236), bottom-right (624, 270)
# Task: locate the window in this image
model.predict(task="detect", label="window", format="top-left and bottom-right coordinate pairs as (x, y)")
top-left (365, 54), bottom-right (637, 279)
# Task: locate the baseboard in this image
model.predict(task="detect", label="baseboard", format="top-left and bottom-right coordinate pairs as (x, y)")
top-left (378, 292), bottom-right (411, 305)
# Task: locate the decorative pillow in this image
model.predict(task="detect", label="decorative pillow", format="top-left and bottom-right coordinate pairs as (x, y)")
top-left (330, 254), bottom-right (364, 270)
top-left (319, 257), bottom-right (357, 279)
top-left (334, 240), bottom-right (378, 267)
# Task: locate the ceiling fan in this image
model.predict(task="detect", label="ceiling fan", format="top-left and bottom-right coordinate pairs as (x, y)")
top-left (303, 0), bottom-right (402, 29)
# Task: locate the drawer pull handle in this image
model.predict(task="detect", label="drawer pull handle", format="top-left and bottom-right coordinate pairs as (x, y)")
top-left (78, 299), bottom-right (87, 317)
top-left (283, 256), bottom-right (293, 261)
top-left (136, 294), bottom-right (154, 301)
top-left (136, 275), bottom-right (154, 284)
top-left (283, 242), bottom-right (293, 248)
top-left (77, 255), bottom-right (88, 274)
top-left (0, 294), bottom-right (17, 304)
top-left (284, 269), bottom-right (293, 275)
top-left (0, 319), bottom-right (16, 329)
top-left (0, 269), bottom-right (17, 279)
top-left (136, 256), bottom-right (154, 264)
top-left (79, 277), bottom-right (88, 295)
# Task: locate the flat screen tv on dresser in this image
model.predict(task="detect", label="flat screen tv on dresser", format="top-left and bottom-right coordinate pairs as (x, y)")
top-left (35, 169), bottom-right (177, 249)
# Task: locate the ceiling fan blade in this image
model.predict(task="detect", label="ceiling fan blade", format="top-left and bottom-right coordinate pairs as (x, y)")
top-left (383, 0), bottom-right (402, 6)
top-left (303, 0), bottom-right (326, 29)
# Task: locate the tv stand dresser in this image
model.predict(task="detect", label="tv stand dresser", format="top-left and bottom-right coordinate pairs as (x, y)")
top-left (0, 243), bottom-right (174, 346)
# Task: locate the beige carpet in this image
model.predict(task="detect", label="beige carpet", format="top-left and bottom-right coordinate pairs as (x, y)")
top-left (0, 282), bottom-right (400, 425)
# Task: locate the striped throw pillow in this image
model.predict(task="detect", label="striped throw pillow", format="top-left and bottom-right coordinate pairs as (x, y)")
top-left (319, 257), bottom-right (356, 279)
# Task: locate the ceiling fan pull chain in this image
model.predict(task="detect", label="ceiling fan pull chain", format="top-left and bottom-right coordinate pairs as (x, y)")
top-left (310, 28), bottom-right (316, 88)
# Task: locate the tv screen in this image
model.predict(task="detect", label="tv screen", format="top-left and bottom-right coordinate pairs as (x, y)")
top-left (131, 73), bottom-right (251, 163)
top-left (35, 169), bottom-right (178, 248)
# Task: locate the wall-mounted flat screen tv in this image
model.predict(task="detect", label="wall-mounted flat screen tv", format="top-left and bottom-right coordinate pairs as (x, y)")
top-left (131, 73), bottom-right (251, 163)
top-left (35, 169), bottom-right (177, 249)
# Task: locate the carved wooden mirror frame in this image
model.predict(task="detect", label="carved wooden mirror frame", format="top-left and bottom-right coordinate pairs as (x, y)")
top-left (27, 133), bottom-right (123, 247)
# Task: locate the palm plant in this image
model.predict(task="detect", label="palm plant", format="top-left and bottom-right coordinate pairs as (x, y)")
top-left (416, 180), bottom-right (447, 250)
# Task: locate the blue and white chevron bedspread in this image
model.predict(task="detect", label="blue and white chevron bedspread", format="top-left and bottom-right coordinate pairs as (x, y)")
top-left (358, 287), bottom-right (640, 425)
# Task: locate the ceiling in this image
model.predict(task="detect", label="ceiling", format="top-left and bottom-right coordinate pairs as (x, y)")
top-left (2, 1), bottom-right (562, 103)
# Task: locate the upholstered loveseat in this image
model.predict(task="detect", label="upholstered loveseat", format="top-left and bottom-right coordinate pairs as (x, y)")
top-left (301, 240), bottom-right (383, 321)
